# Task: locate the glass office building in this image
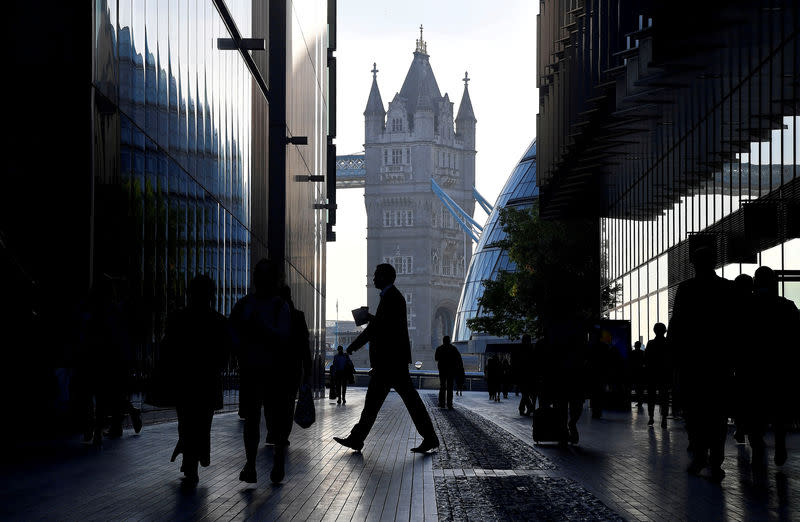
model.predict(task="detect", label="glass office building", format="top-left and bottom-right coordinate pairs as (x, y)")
top-left (453, 139), bottom-right (538, 342)
top-left (538, 2), bottom-right (798, 344)
top-left (90, 0), bottom-right (333, 352)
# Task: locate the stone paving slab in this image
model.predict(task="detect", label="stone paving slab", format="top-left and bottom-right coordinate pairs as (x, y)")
top-left (0, 390), bottom-right (437, 521)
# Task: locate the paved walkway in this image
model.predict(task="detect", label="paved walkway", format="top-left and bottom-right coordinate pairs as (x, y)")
top-left (1, 390), bottom-right (798, 520)
top-left (456, 392), bottom-right (800, 521)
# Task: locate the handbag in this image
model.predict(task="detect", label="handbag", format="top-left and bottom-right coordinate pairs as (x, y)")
top-left (294, 384), bottom-right (316, 428)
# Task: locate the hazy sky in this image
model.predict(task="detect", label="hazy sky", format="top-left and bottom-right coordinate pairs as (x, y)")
top-left (326, 0), bottom-right (539, 320)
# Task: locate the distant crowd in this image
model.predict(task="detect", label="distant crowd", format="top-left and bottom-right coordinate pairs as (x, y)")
top-left (480, 245), bottom-right (799, 482)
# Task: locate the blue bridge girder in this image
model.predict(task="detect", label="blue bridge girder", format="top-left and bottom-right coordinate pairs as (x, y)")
top-left (335, 154), bottom-right (366, 188)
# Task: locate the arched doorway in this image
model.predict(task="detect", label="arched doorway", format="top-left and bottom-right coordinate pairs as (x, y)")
top-left (432, 305), bottom-right (455, 347)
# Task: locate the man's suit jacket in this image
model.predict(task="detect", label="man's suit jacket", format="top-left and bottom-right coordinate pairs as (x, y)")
top-left (350, 285), bottom-right (412, 373)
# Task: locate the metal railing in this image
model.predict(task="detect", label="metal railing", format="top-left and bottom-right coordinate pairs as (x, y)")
top-left (325, 368), bottom-right (488, 391)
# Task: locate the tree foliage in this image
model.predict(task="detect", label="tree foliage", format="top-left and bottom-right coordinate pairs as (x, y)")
top-left (467, 202), bottom-right (615, 339)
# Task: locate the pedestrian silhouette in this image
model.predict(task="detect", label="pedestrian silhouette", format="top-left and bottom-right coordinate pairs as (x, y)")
top-left (501, 357), bottom-right (513, 399)
top-left (331, 345), bottom-right (354, 404)
top-left (486, 355), bottom-right (500, 402)
top-left (82, 276), bottom-right (142, 446)
top-left (514, 334), bottom-right (536, 415)
top-left (273, 284), bottom-right (313, 444)
top-left (644, 323), bottom-right (671, 428)
top-left (333, 263), bottom-right (439, 454)
top-left (162, 274), bottom-right (230, 485)
top-left (668, 244), bottom-right (735, 481)
top-left (230, 259), bottom-right (292, 484)
top-left (434, 336), bottom-right (460, 409)
top-left (454, 348), bottom-right (466, 396)
top-left (629, 341), bottom-right (645, 409)
top-left (530, 324), bottom-right (586, 445)
top-left (747, 266), bottom-right (799, 466)
top-left (586, 326), bottom-right (615, 419)
top-left (731, 273), bottom-right (754, 444)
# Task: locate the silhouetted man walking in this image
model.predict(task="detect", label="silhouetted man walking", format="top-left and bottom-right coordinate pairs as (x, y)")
top-left (747, 266), bottom-right (799, 466)
top-left (435, 336), bottom-right (460, 409)
top-left (331, 345), bottom-right (354, 404)
top-left (164, 275), bottom-right (230, 485)
top-left (514, 334), bottom-right (536, 415)
top-left (629, 341), bottom-right (645, 409)
top-left (645, 323), bottom-right (671, 428)
top-left (668, 244), bottom-right (734, 481)
top-left (334, 264), bottom-right (439, 453)
top-left (231, 259), bottom-right (291, 484)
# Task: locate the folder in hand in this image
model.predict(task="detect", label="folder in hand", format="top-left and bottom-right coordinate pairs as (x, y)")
top-left (352, 306), bottom-right (370, 326)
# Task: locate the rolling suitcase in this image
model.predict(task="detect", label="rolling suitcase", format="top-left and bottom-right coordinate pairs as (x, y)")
top-left (531, 406), bottom-right (567, 443)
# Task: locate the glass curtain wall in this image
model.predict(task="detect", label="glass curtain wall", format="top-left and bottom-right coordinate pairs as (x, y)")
top-left (92, 0), bottom-right (261, 360)
top-left (604, 116), bottom-right (799, 344)
top-left (601, 14), bottom-right (799, 344)
top-left (453, 139), bottom-right (538, 341)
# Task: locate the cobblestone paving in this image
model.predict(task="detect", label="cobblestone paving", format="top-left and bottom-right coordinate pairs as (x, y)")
top-left (425, 395), bottom-right (623, 521)
top-left (434, 475), bottom-right (624, 522)
top-left (424, 395), bottom-right (554, 471)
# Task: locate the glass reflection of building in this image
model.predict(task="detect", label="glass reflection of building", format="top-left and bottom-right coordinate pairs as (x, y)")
top-left (453, 139), bottom-right (538, 346)
top-left (90, 1), bottom-right (334, 384)
top-left (538, 2), bottom-right (799, 345)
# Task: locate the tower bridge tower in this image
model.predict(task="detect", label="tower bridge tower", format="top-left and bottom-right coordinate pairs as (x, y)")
top-left (363, 27), bottom-right (476, 369)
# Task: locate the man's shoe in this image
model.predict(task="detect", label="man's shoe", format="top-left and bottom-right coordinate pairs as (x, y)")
top-left (733, 429), bottom-right (745, 444)
top-left (342, 399), bottom-right (346, 404)
top-left (333, 436), bottom-right (363, 452)
top-left (132, 409), bottom-right (143, 434)
top-left (239, 462), bottom-right (257, 483)
top-left (337, 399), bottom-right (341, 404)
top-left (647, 417), bottom-right (654, 426)
top-left (410, 437), bottom-right (439, 453)
top-left (447, 404), bottom-right (454, 410)
top-left (182, 470), bottom-right (199, 486)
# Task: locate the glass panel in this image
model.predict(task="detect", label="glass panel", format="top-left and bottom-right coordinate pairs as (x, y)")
top-left (783, 282), bottom-right (800, 310)
top-left (784, 239), bottom-right (800, 270)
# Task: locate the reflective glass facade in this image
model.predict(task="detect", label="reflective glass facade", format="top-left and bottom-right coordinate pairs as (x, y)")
top-left (453, 139), bottom-right (538, 341)
top-left (537, 2), bottom-right (799, 345)
top-left (603, 117), bottom-right (800, 344)
top-left (94, 1), bottom-right (257, 322)
top-left (91, 0), bottom-right (330, 359)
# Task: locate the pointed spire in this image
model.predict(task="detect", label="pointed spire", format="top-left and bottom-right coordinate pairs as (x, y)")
top-left (415, 24), bottom-right (427, 55)
top-left (364, 62), bottom-right (385, 116)
top-left (456, 71), bottom-right (476, 122)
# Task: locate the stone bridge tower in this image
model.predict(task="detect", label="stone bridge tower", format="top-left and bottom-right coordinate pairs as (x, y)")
top-left (362, 27), bottom-right (476, 369)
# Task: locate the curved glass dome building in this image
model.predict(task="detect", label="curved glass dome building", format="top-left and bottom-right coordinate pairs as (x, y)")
top-left (453, 138), bottom-right (538, 342)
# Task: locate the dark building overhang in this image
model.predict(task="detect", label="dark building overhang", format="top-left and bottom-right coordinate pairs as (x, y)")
top-left (537, 1), bottom-right (799, 220)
